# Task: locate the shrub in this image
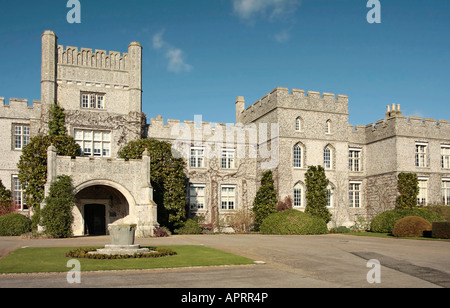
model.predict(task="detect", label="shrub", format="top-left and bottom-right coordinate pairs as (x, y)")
top-left (276, 196), bottom-right (293, 212)
top-left (41, 175), bottom-right (75, 238)
top-left (432, 222), bottom-right (450, 239)
top-left (330, 226), bottom-right (351, 234)
top-left (392, 216), bottom-right (432, 237)
top-left (0, 180), bottom-right (15, 216)
top-left (153, 226), bottom-right (171, 237)
top-left (305, 166), bottom-right (332, 223)
top-left (260, 209), bottom-right (328, 235)
top-left (252, 170), bottom-right (277, 231)
top-left (426, 205), bottom-right (450, 222)
top-left (370, 208), bottom-right (445, 233)
top-left (174, 219), bottom-right (202, 234)
top-left (228, 208), bottom-right (254, 233)
top-left (0, 213), bottom-right (31, 236)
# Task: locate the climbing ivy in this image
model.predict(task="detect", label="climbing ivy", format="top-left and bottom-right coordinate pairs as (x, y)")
top-left (17, 103), bottom-right (80, 230)
top-left (397, 172), bottom-right (419, 209)
top-left (118, 138), bottom-right (187, 231)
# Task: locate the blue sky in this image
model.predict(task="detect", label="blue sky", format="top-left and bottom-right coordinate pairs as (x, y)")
top-left (0, 0), bottom-right (449, 126)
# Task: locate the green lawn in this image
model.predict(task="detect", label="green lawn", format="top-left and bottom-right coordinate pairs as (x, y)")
top-left (0, 245), bottom-right (254, 274)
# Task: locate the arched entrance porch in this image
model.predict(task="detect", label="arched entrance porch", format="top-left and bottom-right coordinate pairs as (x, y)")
top-left (45, 146), bottom-right (159, 237)
top-left (73, 180), bottom-right (135, 236)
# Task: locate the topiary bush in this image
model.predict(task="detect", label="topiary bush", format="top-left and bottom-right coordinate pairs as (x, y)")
top-left (370, 208), bottom-right (445, 233)
top-left (392, 216), bottom-right (432, 237)
top-left (260, 209), bottom-right (328, 235)
top-left (41, 175), bottom-right (75, 238)
top-left (0, 213), bottom-right (31, 236)
top-left (252, 170), bottom-right (277, 231)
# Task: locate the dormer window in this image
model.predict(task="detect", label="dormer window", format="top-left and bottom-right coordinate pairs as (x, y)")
top-left (81, 92), bottom-right (105, 109)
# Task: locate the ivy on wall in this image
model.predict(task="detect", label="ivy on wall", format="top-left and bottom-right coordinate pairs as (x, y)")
top-left (17, 103), bottom-right (80, 230)
top-left (118, 138), bottom-right (187, 231)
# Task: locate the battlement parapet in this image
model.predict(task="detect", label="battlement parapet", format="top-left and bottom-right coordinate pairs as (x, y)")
top-left (239, 87), bottom-right (349, 124)
top-left (363, 114), bottom-right (450, 143)
top-left (57, 45), bottom-right (129, 71)
top-left (0, 97), bottom-right (42, 119)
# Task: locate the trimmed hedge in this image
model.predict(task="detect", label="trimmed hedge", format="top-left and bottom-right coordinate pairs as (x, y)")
top-left (392, 216), bottom-right (432, 237)
top-left (370, 208), bottom-right (445, 233)
top-left (432, 222), bottom-right (450, 239)
top-left (0, 213), bottom-right (31, 236)
top-left (65, 247), bottom-right (177, 259)
top-left (260, 209), bottom-right (328, 235)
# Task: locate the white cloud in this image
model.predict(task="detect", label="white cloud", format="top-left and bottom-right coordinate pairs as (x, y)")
top-left (273, 29), bottom-right (291, 43)
top-left (152, 29), bottom-right (165, 49)
top-left (166, 48), bottom-right (193, 73)
top-left (232, 0), bottom-right (300, 21)
top-left (152, 30), bottom-right (193, 73)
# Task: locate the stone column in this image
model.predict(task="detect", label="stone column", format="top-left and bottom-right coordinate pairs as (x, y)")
top-left (235, 96), bottom-right (245, 124)
top-left (44, 144), bottom-right (57, 199)
top-left (41, 31), bottom-right (57, 107)
top-left (128, 41), bottom-right (142, 114)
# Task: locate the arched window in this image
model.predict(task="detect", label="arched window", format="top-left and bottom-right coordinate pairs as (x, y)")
top-left (296, 117), bottom-right (302, 132)
top-left (293, 143), bottom-right (303, 168)
top-left (293, 182), bottom-right (304, 207)
top-left (324, 146), bottom-right (332, 170)
top-left (326, 120), bottom-right (331, 134)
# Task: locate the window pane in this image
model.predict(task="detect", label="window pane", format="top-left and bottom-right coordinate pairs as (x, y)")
top-left (84, 131), bottom-right (93, 140)
top-left (84, 142), bottom-right (92, 154)
top-left (103, 132), bottom-right (111, 142)
top-left (102, 143), bottom-right (110, 157)
top-left (74, 130), bottom-right (83, 140)
top-left (294, 145), bottom-right (302, 168)
top-left (294, 184), bottom-right (302, 207)
top-left (14, 136), bottom-right (22, 149)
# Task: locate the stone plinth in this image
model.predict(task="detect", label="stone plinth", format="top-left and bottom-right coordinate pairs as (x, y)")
top-left (89, 224), bottom-right (153, 255)
top-left (93, 244), bottom-right (152, 255)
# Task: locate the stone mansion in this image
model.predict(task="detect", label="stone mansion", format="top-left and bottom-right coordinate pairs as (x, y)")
top-left (0, 31), bottom-right (449, 236)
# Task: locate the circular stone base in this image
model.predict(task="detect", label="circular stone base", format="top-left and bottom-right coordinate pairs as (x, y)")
top-left (88, 245), bottom-right (155, 255)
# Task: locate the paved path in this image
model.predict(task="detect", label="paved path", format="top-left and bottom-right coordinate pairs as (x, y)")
top-left (0, 234), bottom-right (449, 288)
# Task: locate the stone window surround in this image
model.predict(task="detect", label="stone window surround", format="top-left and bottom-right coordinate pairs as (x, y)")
top-left (441, 145), bottom-right (450, 169)
top-left (220, 185), bottom-right (236, 211)
top-left (11, 175), bottom-right (28, 211)
top-left (293, 181), bottom-right (305, 207)
top-left (349, 181), bottom-right (362, 208)
top-left (189, 184), bottom-right (206, 211)
top-left (349, 147), bottom-right (362, 172)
